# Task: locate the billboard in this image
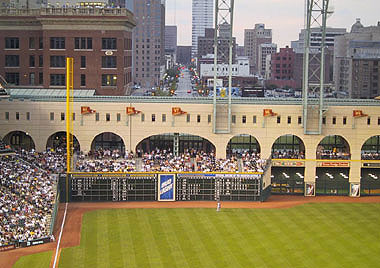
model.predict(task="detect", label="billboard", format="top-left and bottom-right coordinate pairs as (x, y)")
top-left (158, 174), bottom-right (176, 201)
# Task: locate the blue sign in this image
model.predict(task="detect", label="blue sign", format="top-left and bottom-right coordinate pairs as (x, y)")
top-left (158, 174), bottom-right (175, 201)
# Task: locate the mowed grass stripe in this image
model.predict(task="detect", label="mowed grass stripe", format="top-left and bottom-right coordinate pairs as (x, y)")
top-left (121, 209), bottom-right (137, 268)
top-left (127, 209), bottom-right (152, 267)
top-left (106, 209), bottom-right (124, 268)
top-left (170, 208), bottom-right (214, 268)
top-left (144, 209), bottom-right (178, 268)
top-left (206, 209), bottom-right (253, 267)
top-left (196, 209), bottom-right (243, 267)
top-left (159, 210), bottom-right (191, 268)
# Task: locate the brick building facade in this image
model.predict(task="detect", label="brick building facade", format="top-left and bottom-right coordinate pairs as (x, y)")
top-left (0, 8), bottom-right (135, 96)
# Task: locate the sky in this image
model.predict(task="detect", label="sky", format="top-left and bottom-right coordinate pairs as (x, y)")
top-left (165, 0), bottom-right (379, 48)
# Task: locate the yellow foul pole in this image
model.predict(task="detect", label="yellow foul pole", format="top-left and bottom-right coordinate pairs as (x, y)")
top-left (66, 58), bottom-right (74, 173)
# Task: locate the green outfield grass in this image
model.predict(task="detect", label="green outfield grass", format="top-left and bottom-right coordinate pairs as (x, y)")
top-left (13, 250), bottom-right (52, 268)
top-left (15, 203), bottom-right (380, 268)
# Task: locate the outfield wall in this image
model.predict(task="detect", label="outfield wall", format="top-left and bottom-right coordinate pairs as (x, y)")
top-left (59, 172), bottom-right (267, 203)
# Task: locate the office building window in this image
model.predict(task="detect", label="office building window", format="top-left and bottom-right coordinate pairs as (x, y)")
top-left (29, 37), bottom-right (35, 49)
top-left (61, 112), bottom-right (65, 121)
top-left (50, 74), bottom-right (65, 86)
top-left (80, 74), bottom-right (86, 86)
top-left (187, 114), bottom-right (191, 122)
top-left (287, 116), bottom-right (291, 124)
top-left (72, 113), bottom-right (75, 121)
top-left (162, 114), bottom-right (166, 122)
top-left (95, 113), bottom-right (99, 121)
top-left (81, 56), bottom-right (86, 68)
top-left (39, 55), bottom-right (43, 67)
top-left (253, 115), bottom-right (257, 124)
top-left (102, 38), bottom-right (117, 49)
top-left (74, 37), bottom-right (92, 49)
top-left (5, 55), bottom-right (19, 67)
top-left (197, 114), bottom-right (201, 123)
top-left (5, 37), bottom-right (19, 49)
top-left (5, 112), bottom-right (9, 120)
top-left (5, 73), bottom-right (19, 85)
top-left (29, 55), bottom-right (35, 67)
top-left (39, 37), bottom-right (43, 49)
top-left (16, 112), bottom-right (19, 120)
top-left (368, 117), bottom-right (371, 125)
top-left (117, 113), bottom-right (121, 122)
top-left (277, 116), bottom-right (281, 124)
top-left (208, 114), bottom-right (211, 123)
top-left (322, 116), bottom-right (326, 125)
top-left (50, 37), bottom-right (65, 49)
top-left (106, 113), bottom-right (110, 122)
top-left (50, 56), bottom-right (65, 67)
top-left (343, 116), bottom-right (347, 125)
top-left (298, 116), bottom-right (302, 124)
top-left (141, 113), bottom-right (145, 122)
top-left (102, 56), bottom-right (117, 68)
top-left (26, 112), bottom-right (30, 121)
top-left (101, 74), bottom-right (117, 86)
top-left (39, 72), bottom-right (43, 84)
top-left (152, 114), bottom-right (156, 122)
top-left (50, 112), bottom-right (54, 121)
top-left (332, 116), bottom-right (336, 125)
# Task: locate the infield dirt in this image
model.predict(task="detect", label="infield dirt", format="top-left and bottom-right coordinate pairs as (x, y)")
top-left (1, 195), bottom-right (380, 268)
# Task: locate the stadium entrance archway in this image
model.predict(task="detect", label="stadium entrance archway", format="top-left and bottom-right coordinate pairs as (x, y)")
top-left (361, 135), bottom-right (380, 160)
top-left (316, 168), bottom-right (349, 195)
top-left (91, 132), bottom-right (125, 153)
top-left (136, 133), bottom-right (215, 154)
top-left (3, 131), bottom-right (35, 150)
top-left (271, 167), bottom-right (304, 195)
top-left (271, 134), bottom-right (305, 159)
top-left (46, 131), bottom-right (80, 152)
top-left (226, 134), bottom-right (260, 157)
top-left (317, 135), bottom-right (351, 159)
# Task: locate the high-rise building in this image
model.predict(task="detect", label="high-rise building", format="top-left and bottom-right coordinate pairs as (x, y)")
top-left (258, 43), bottom-right (277, 77)
top-left (177, 46), bottom-right (192, 65)
top-left (165, 25), bottom-right (177, 51)
top-left (197, 26), bottom-right (236, 67)
top-left (0, 8), bottom-right (135, 96)
top-left (133, 0), bottom-right (165, 88)
top-left (334, 19), bottom-right (380, 99)
top-left (244, 23), bottom-right (272, 74)
top-left (192, 0), bottom-right (213, 58)
top-left (291, 27), bottom-right (346, 54)
top-left (267, 46), bottom-right (296, 89)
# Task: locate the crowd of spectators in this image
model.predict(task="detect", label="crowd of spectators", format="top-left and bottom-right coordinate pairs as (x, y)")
top-left (317, 149), bottom-right (351, 160)
top-left (17, 149), bottom-right (66, 174)
top-left (241, 152), bottom-right (267, 172)
top-left (0, 140), bottom-right (13, 154)
top-left (0, 155), bottom-right (56, 247)
top-left (141, 149), bottom-right (195, 172)
top-left (361, 152), bottom-right (380, 160)
top-left (271, 150), bottom-right (305, 159)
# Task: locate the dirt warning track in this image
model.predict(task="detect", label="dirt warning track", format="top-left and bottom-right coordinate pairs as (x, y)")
top-left (1, 195), bottom-right (380, 268)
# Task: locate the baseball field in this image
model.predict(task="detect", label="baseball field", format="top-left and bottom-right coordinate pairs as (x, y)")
top-left (11, 200), bottom-right (380, 268)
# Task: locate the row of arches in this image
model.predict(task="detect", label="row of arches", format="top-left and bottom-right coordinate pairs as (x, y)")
top-left (2, 131), bottom-right (380, 159)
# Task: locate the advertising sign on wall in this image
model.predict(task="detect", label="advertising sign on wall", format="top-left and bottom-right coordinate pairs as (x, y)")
top-left (158, 174), bottom-right (176, 201)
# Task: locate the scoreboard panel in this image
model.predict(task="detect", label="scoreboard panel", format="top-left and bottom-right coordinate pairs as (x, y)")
top-left (69, 173), bottom-right (157, 201)
top-left (176, 174), bottom-right (262, 201)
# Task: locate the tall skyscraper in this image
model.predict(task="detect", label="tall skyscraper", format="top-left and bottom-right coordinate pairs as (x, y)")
top-left (133, 0), bottom-right (165, 88)
top-left (192, 0), bottom-right (213, 58)
top-left (165, 25), bottom-right (177, 51)
top-left (244, 23), bottom-right (272, 74)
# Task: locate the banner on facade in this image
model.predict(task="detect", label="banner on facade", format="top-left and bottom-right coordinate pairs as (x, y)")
top-left (272, 160), bottom-right (305, 167)
top-left (317, 161), bottom-right (350, 167)
top-left (350, 183), bottom-right (360, 197)
top-left (305, 182), bottom-right (315, 197)
top-left (158, 174), bottom-right (175, 201)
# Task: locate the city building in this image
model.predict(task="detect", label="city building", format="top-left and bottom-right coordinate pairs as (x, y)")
top-left (291, 27), bottom-right (346, 54)
top-left (266, 46), bottom-right (296, 89)
top-left (258, 43), bottom-right (277, 77)
top-left (334, 19), bottom-right (380, 99)
top-left (200, 56), bottom-right (250, 78)
top-left (177, 46), bottom-right (192, 65)
top-left (244, 23), bottom-right (272, 74)
top-left (197, 26), bottom-right (236, 71)
top-left (133, 0), bottom-right (165, 88)
top-left (0, 7), bottom-right (135, 95)
top-left (165, 25), bottom-right (177, 65)
top-left (191, 0), bottom-right (213, 58)
top-left (236, 45), bottom-right (245, 57)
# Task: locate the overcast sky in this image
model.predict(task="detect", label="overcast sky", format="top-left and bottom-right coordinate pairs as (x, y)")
top-left (165, 0), bottom-right (379, 48)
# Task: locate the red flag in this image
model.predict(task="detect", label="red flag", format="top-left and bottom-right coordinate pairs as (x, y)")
top-left (263, 109), bottom-right (277, 117)
top-left (126, 107), bottom-right (141, 115)
top-left (81, 106), bottom-right (95, 115)
top-left (172, 107), bottom-right (186, 116)
top-left (353, 110), bottom-right (367, 117)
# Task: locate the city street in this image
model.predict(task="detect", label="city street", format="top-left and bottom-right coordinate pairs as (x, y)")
top-left (176, 68), bottom-right (196, 97)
